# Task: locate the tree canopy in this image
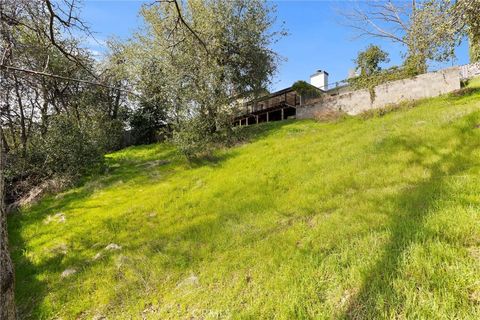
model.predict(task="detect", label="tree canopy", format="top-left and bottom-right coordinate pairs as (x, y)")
top-left (354, 45), bottom-right (390, 76)
top-left (119, 0), bottom-right (284, 157)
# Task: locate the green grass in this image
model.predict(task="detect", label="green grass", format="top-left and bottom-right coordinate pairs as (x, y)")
top-left (467, 76), bottom-right (480, 89)
top-left (9, 84), bottom-right (480, 319)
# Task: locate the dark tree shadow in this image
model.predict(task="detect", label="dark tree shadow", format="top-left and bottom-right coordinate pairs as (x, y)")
top-left (7, 146), bottom-right (181, 318)
top-left (344, 113), bottom-right (480, 318)
top-left (8, 120), bottom-right (297, 318)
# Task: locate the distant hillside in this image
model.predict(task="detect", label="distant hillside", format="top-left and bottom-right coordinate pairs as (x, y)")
top-left (9, 80), bottom-right (480, 319)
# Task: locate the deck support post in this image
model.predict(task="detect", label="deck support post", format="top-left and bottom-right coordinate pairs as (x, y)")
top-left (246, 117), bottom-right (249, 126)
top-left (281, 108), bottom-right (284, 120)
top-left (256, 116), bottom-right (259, 124)
top-left (266, 112), bottom-right (269, 122)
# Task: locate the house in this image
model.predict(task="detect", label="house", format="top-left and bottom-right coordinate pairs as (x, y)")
top-left (233, 70), bottom-right (347, 126)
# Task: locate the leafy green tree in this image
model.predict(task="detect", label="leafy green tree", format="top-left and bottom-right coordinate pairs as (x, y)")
top-left (349, 46), bottom-right (412, 102)
top-left (122, 0), bottom-right (284, 157)
top-left (130, 102), bottom-right (168, 145)
top-left (454, 0), bottom-right (480, 63)
top-left (292, 80), bottom-right (322, 104)
top-left (406, 0), bottom-right (459, 74)
top-left (342, 1), bottom-right (458, 74)
top-left (354, 45), bottom-right (390, 76)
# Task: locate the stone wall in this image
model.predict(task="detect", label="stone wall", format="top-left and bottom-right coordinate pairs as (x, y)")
top-left (460, 62), bottom-right (480, 80)
top-left (297, 67), bottom-right (461, 118)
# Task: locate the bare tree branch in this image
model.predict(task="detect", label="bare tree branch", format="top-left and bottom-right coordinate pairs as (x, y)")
top-left (339, 0), bottom-right (410, 45)
top-left (0, 63), bottom-right (137, 95)
top-left (155, 0), bottom-right (209, 54)
top-left (43, 0), bottom-right (97, 77)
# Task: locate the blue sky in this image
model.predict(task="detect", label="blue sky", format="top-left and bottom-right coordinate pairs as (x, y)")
top-left (81, 0), bottom-right (470, 92)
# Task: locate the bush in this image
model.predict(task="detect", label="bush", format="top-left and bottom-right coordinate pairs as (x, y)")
top-left (92, 117), bottom-right (125, 152)
top-left (171, 117), bottom-right (214, 159)
top-left (449, 87), bottom-right (480, 97)
top-left (313, 109), bottom-right (349, 122)
top-left (129, 103), bottom-right (168, 145)
top-left (39, 115), bottom-right (105, 177)
top-left (359, 100), bottom-right (419, 119)
top-left (171, 108), bottom-right (241, 160)
top-left (4, 115), bottom-right (106, 203)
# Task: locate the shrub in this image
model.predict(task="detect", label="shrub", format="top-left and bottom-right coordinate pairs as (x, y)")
top-left (93, 117), bottom-right (125, 152)
top-left (39, 115), bottom-right (105, 177)
top-left (313, 109), bottom-right (349, 122)
top-left (171, 117), bottom-right (215, 159)
top-left (360, 100), bottom-right (419, 119)
top-left (449, 87), bottom-right (480, 97)
top-left (129, 103), bottom-right (168, 145)
top-left (4, 115), bottom-right (106, 204)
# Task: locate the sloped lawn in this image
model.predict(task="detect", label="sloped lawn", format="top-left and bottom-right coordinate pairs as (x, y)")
top-left (9, 86), bottom-right (480, 319)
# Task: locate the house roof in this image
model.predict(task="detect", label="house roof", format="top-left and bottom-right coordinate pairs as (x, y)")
top-left (255, 84), bottom-right (324, 103)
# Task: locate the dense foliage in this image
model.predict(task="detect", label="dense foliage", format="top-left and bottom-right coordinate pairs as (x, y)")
top-left (291, 80), bottom-right (322, 104)
top-left (354, 45), bottom-right (390, 76)
top-left (1, 0), bottom-right (283, 202)
top-left (0, 1), bottom-right (131, 204)
top-left (129, 102), bottom-right (169, 145)
top-left (120, 0), bottom-right (284, 158)
top-left (454, 0), bottom-right (480, 62)
top-left (348, 45), bottom-right (419, 102)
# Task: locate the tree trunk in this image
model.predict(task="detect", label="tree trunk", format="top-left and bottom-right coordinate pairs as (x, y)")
top-left (0, 128), bottom-right (17, 319)
top-left (112, 87), bottom-right (121, 120)
top-left (470, 33), bottom-right (480, 63)
top-left (13, 76), bottom-right (27, 156)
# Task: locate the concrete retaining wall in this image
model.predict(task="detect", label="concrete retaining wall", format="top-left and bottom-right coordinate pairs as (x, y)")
top-left (460, 62), bottom-right (480, 80)
top-left (297, 67), bottom-right (461, 117)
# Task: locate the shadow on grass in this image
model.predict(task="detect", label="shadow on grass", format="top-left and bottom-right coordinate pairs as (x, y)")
top-left (10, 106), bottom-right (480, 318)
top-left (8, 147), bottom-right (183, 318)
top-left (181, 120), bottom-right (298, 168)
top-left (344, 112), bottom-right (480, 318)
top-left (9, 223), bottom-right (94, 318)
top-left (449, 87), bottom-right (480, 98)
top-left (8, 119), bottom-right (296, 318)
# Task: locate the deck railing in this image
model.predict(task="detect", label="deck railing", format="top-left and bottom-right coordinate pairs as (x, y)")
top-left (241, 91), bottom-right (299, 115)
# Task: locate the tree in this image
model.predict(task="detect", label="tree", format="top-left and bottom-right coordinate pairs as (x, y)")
top-left (130, 102), bottom-right (168, 145)
top-left (122, 0), bottom-right (284, 157)
top-left (354, 44), bottom-right (390, 76)
top-left (406, 0), bottom-right (458, 73)
top-left (0, 127), bottom-right (15, 320)
top-left (454, 0), bottom-right (480, 63)
top-left (291, 80), bottom-right (322, 105)
top-left (0, 1), bottom-right (102, 317)
top-left (348, 45), bottom-right (409, 102)
top-left (341, 0), bottom-right (457, 74)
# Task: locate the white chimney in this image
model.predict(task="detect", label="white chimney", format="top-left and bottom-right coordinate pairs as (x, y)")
top-left (310, 70), bottom-right (329, 91)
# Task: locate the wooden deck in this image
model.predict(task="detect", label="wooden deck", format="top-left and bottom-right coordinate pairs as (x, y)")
top-left (234, 88), bottom-right (300, 126)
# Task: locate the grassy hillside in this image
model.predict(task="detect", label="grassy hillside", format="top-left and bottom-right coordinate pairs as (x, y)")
top-left (9, 85), bottom-right (480, 319)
